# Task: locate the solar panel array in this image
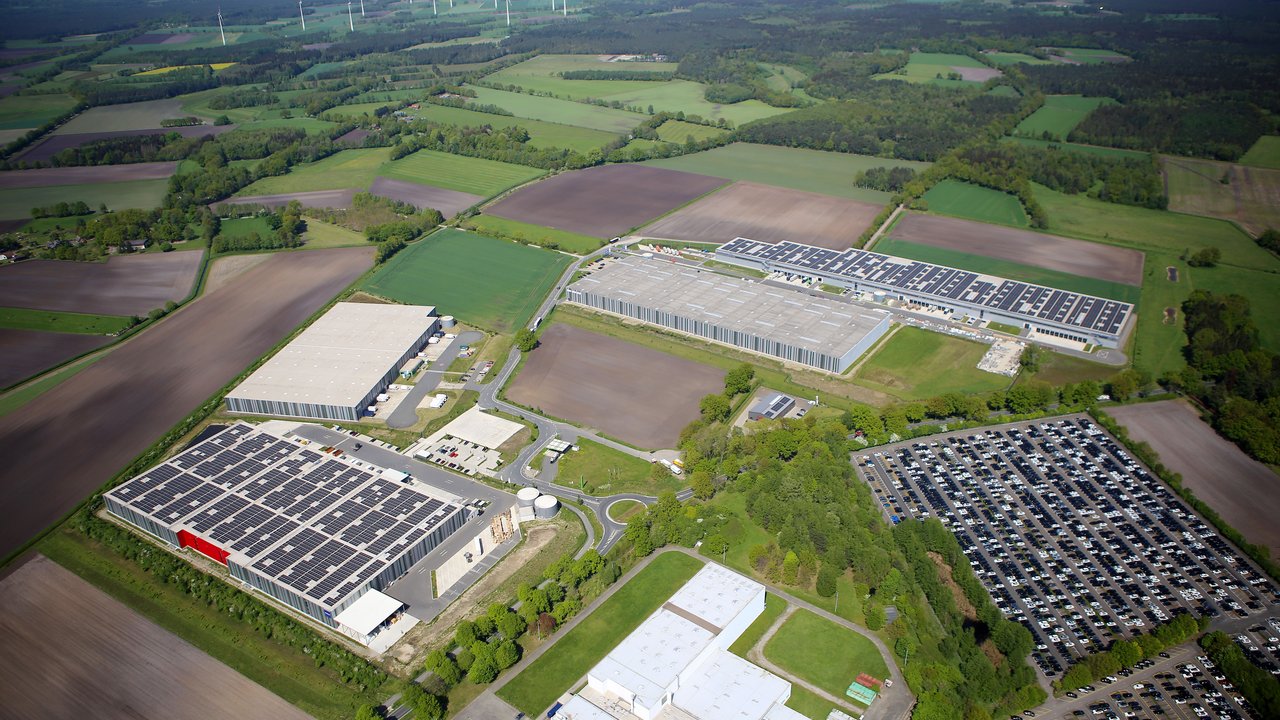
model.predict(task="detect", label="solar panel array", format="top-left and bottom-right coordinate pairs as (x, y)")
top-left (717, 238), bottom-right (1133, 337)
top-left (106, 423), bottom-right (465, 609)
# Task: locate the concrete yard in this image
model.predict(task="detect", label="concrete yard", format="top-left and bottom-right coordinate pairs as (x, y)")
top-left (0, 555), bottom-right (314, 720)
top-left (0, 251), bottom-right (203, 316)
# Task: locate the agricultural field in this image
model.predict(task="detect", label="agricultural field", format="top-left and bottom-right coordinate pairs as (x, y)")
top-left (462, 214), bottom-right (603, 254)
top-left (0, 329), bottom-right (113, 389)
top-left (874, 52), bottom-right (1001, 86)
top-left (1046, 47), bottom-right (1132, 64)
top-left (1240, 135), bottom-right (1280, 169)
top-left (982, 51), bottom-right (1053, 65)
top-left (216, 216), bottom-right (273, 241)
top-left (506, 323), bottom-right (726, 449)
top-left (486, 164), bottom-right (726, 238)
top-left (361, 228), bottom-right (570, 333)
top-left (467, 86), bottom-right (647, 134)
top-left (0, 251), bottom-right (203, 316)
top-left (655, 119), bottom-right (728, 144)
top-left (640, 181), bottom-right (880, 249)
top-left (178, 85), bottom-right (278, 124)
top-left (217, 189), bottom-right (357, 211)
top-left (0, 92), bottom-right (78, 131)
top-left (597, 80), bottom-right (794, 126)
top-left (853, 326), bottom-right (1012, 400)
top-left (233, 117), bottom-right (336, 134)
top-left (376, 148), bottom-right (544, 197)
top-left (136, 62), bottom-right (235, 76)
top-left (325, 101), bottom-right (399, 119)
top-left (235, 148), bottom-right (392, 196)
top-left (17, 125), bottom-right (235, 163)
top-left (0, 178), bottom-right (168, 220)
top-left (0, 556), bottom-right (314, 720)
top-left (54, 98), bottom-right (203, 134)
top-left (886, 212), bottom-right (1144, 286)
top-left (643, 142), bottom-right (930, 202)
top-left (555, 438), bottom-right (683, 496)
top-left (1013, 95), bottom-right (1114, 141)
top-left (921, 179), bottom-right (1028, 227)
top-left (0, 162), bottom-right (178, 189)
top-left (298, 221), bottom-right (367, 249)
top-left (0, 307), bottom-right (133, 334)
top-left (1162, 156), bottom-right (1280, 237)
top-left (410, 104), bottom-right (620, 153)
top-left (368, 177), bottom-right (482, 216)
top-left (481, 53), bottom-right (678, 99)
top-left (762, 609), bottom-right (890, 702)
top-left (1006, 136), bottom-right (1151, 160)
top-left (1106, 400), bottom-right (1280, 559)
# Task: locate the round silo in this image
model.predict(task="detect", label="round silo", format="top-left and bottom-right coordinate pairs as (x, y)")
top-left (533, 494), bottom-right (560, 519)
top-left (517, 486), bottom-right (540, 509)
top-left (440, 315), bottom-right (457, 328)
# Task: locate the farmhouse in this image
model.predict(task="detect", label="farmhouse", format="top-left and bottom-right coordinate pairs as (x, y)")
top-left (565, 255), bottom-right (891, 373)
top-left (225, 302), bottom-right (439, 421)
top-left (716, 237), bottom-right (1135, 348)
top-left (564, 562), bottom-right (806, 720)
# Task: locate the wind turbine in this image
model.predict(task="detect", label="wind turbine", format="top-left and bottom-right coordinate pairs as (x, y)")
top-left (298, 0), bottom-right (306, 30)
top-left (505, 0), bottom-right (510, 26)
top-left (216, 8), bottom-right (227, 46)
top-left (360, 0), bottom-right (365, 16)
top-left (347, 0), bottom-right (354, 31)
top-left (563, 0), bottom-right (567, 15)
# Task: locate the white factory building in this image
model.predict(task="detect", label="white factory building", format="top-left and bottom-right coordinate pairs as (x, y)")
top-left (225, 302), bottom-right (439, 421)
top-left (561, 562), bottom-right (807, 720)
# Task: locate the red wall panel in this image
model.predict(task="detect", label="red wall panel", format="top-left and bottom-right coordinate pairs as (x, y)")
top-left (177, 530), bottom-right (230, 565)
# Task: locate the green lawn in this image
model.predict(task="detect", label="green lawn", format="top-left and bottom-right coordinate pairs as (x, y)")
top-left (498, 552), bottom-right (703, 716)
top-left (1240, 136), bottom-right (1280, 169)
top-left (1014, 95), bottom-right (1114, 141)
top-left (217, 216), bottom-right (273, 240)
top-left (463, 214), bottom-right (602, 254)
top-left (983, 52), bottom-right (1053, 66)
top-left (786, 685), bottom-right (841, 720)
top-left (326, 101), bottom-right (399, 119)
top-left (642, 142), bottom-right (930, 202)
top-left (468, 86), bottom-right (647, 134)
top-left (922, 179), bottom-right (1028, 227)
top-left (555, 438), bottom-right (682, 496)
top-left (0, 93), bottom-right (78, 130)
top-left (235, 117), bottom-right (338, 134)
top-left (606, 499), bottom-right (646, 523)
top-left (0, 179), bottom-right (168, 220)
top-left (0, 307), bottom-right (133, 334)
top-left (874, 52), bottom-right (991, 86)
top-left (234, 148), bottom-right (391, 196)
top-left (655, 119), bottom-right (728, 144)
top-left (874, 237), bottom-right (1141, 304)
top-left (301, 220), bottom-right (367, 248)
top-left (1006, 136), bottom-right (1151, 160)
top-left (482, 54), bottom-right (677, 100)
top-left (1027, 351), bottom-right (1118, 386)
top-left (377, 149), bottom-right (544, 197)
top-left (362, 228), bottom-right (570, 333)
top-left (728, 593), bottom-right (787, 657)
top-left (763, 609), bottom-right (889, 702)
top-left (854, 326), bottom-right (1012, 400)
top-left (411, 104), bottom-right (620, 153)
top-left (1047, 47), bottom-right (1131, 64)
top-left (598, 80), bottom-right (793, 126)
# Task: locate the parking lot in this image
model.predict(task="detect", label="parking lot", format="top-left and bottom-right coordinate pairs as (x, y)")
top-left (855, 416), bottom-right (1280, 681)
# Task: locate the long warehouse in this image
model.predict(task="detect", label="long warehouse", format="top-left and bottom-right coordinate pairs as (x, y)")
top-left (225, 302), bottom-right (439, 421)
top-left (716, 237), bottom-right (1135, 348)
top-left (566, 255), bottom-right (891, 373)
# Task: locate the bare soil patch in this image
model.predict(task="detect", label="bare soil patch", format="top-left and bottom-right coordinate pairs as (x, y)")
top-left (952, 66), bottom-right (1003, 82)
top-left (18, 125), bottom-right (234, 163)
top-left (640, 181), bottom-right (880, 249)
top-left (0, 329), bottom-right (112, 388)
top-left (202, 253), bottom-right (273, 295)
top-left (0, 555), bottom-right (312, 720)
top-left (486, 164), bottom-right (726, 238)
top-left (1167, 266), bottom-right (1178, 282)
top-left (215, 188), bottom-right (357, 212)
top-left (1163, 307), bottom-right (1176, 324)
top-left (1107, 400), bottom-right (1280, 558)
top-left (335, 128), bottom-right (370, 146)
top-left (369, 177), bottom-right (482, 216)
top-left (0, 252), bottom-right (203, 316)
top-left (928, 551), bottom-right (1005, 667)
top-left (0, 246), bottom-right (372, 558)
top-left (891, 212), bottom-right (1144, 285)
top-left (0, 161), bottom-right (178, 189)
top-left (506, 323), bottom-right (724, 448)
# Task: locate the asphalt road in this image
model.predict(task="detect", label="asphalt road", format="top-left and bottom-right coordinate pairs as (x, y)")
top-left (385, 330), bottom-right (483, 429)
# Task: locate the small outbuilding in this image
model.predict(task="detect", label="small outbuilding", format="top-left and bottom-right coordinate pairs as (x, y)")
top-left (748, 394), bottom-right (795, 422)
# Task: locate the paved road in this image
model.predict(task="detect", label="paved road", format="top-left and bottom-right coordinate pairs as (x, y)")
top-left (385, 330), bottom-right (483, 429)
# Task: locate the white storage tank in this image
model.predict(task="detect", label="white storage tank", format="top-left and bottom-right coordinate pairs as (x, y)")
top-left (533, 494), bottom-right (560, 519)
top-left (440, 315), bottom-right (457, 328)
top-left (873, 290), bottom-right (887, 304)
top-left (516, 486), bottom-right (540, 508)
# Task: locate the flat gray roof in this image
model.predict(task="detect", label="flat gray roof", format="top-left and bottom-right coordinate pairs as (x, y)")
top-left (570, 256), bottom-right (890, 359)
top-left (227, 302), bottom-right (437, 410)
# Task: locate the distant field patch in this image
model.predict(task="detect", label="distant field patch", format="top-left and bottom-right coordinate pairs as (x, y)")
top-left (0, 93), bottom-right (78, 130)
top-left (369, 176), bottom-right (482, 216)
top-left (216, 189), bottom-right (357, 212)
top-left (482, 54), bottom-right (677, 100)
top-left (1163, 156), bottom-right (1280, 237)
top-left (922, 179), bottom-right (1028, 227)
top-left (410, 104), bottom-right (620, 153)
top-left (1015, 95), bottom-right (1114, 141)
top-left (597, 80), bottom-right (793, 126)
top-left (463, 214), bottom-right (603, 254)
top-left (234, 117), bottom-right (336, 134)
top-left (0, 179), bottom-right (167, 220)
top-left (361, 228), bottom-right (570, 333)
top-left (377, 149), bottom-right (544, 197)
top-left (235, 147), bottom-right (391, 196)
top-left (1006, 136), bottom-right (1150, 160)
top-left (18, 125), bottom-right (234, 163)
top-left (0, 307), bottom-right (132, 335)
top-left (983, 51), bottom-right (1053, 66)
top-left (0, 162), bottom-right (178, 189)
top-left (55, 98), bottom-right (196, 134)
top-left (655, 119), bottom-right (727, 144)
top-left (0, 252), bottom-right (202, 316)
top-left (0, 329), bottom-right (114, 388)
top-left (1046, 47), bottom-right (1131, 65)
top-left (875, 52), bottom-right (999, 86)
top-left (763, 609), bottom-right (890, 702)
top-left (854, 326), bottom-right (1010, 400)
top-left (468, 86), bottom-right (646, 134)
top-left (136, 62), bottom-right (235, 76)
top-left (1240, 136), bottom-right (1280, 169)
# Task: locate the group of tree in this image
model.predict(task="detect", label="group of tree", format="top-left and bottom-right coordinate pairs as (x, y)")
top-left (697, 362), bottom-right (756, 427)
top-left (1200, 631), bottom-right (1280, 718)
top-left (1055, 613), bottom-right (1206, 692)
top-left (30, 200), bottom-right (92, 219)
top-left (211, 202), bottom-right (307, 254)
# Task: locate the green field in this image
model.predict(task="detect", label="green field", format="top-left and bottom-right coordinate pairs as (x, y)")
top-left (762, 609), bottom-right (890, 701)
top-left (983, 51), bottom-right (1053, 66)
top-left (655, 119), bottom-right (728, 144)
top-left (0, 93), bottom-right (78, 130)
top-left (1014, 95), bottom-right (1114, 141)
top-left (300, 220), bottom-right (367, 248)
top-left (1047, 47), bottom-right (1131, 64)
top-left (0, 307), bottom-right (133, 334)
top-left (643, 143), bottom-right (930, 201)
top-left (0, 179), bottom-right (168, 220)
top-left (482, 54), bottom-right (678, 99)
top-left (362, 228), bottom-right (571, 333)
top-left (854, 326), bottom-right (1012, 400)
top-left (728, 593), bottom-right (787, 657)
top-left (411, 104), bottom-right (620, 153)
top-left (217, 216), bottom-right (272, 240)
top-left (922, 179), bottom-right (1028, 227)
top-left (786, 685), bottom-right (841, 720)
top-left (234, 117), bottom-right (338, 134)
top-left (1006, 136), bottom-right (1151, 160)
top-left (234, 148), bottom-right (391, 196)
top-left (874, 52), bottom-right (991, 86)
top-left (874, 237), bottom-right (1140, 303)
top-left (326, 101), bottom-right (399, 119)
top-left (598, 80), bottom-right (793, 126)
top-left (1240, 136), bottom-right (1280, 169)
top-left (987, 85), bottom-right (1022, 98)
top-left (1163, 157), bottom-right (1239, 218)
top-left (468, 86), bottom-right (647, 134)
top-left (377, 149), bottom-right (544, 197)
top-left (464, 214), bottom-right (602, 254)
top-left (555, 438), bottom-right (682, 496)
top-left (496, 552), bottom-right (703, 717)
top-left (178, 86), bottom-right (278, 124)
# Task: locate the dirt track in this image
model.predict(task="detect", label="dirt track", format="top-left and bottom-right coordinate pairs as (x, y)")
top-left (0, 252), bottom-right (204, 316)
top-left (0, 246), bottom-right (372, 559)
top-left (0, 555), bottom-right (314, 720)
top-left (640, 181), bottom-right (880, 249)
top-left (487, 164), bottom-right (726, 238)
top-left (1107, 400), bottom-right (1280, 558)
top-left (370, 177), bottom-right (482, 217)
top-left (507, 323), bottom-right (724, 449)
top-left (890, 213), bottom-right (1144, 286)
top-left (0, 162), bottom-right (178, 189)
top-left (0, 329), bottom-right (112, 388)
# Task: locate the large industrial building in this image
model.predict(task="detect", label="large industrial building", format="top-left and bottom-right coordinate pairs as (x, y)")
top-left (225, 302), bottom-right (439, 421)
top-left (565, 255), bottom-right (891, 373)
top-left (716, 237), bottom-right (1135, 348)
top-left (561, 562), bottom-right (807, 720)
top-left (104, 423), bottom-right (473, 643)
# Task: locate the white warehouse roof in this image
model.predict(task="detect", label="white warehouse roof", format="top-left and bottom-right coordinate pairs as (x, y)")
top-left (334, 589), bottom-right (403, 636)
top-left (674, 650), bottom-right (803, 720)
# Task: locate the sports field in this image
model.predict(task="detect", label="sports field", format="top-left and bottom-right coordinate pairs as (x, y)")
top-left (235, 148), bottom-right (392, 196)
top-left (412, 104), bottom-right (620, 153)
top-left (598, 80), bottom-right (794, 126)
top-left (762, 609), bottom-right (890, 702)
top-left (1240, 136), bottom-right (1280, 169)
top-left (642, 143), bottom-right (930, 202)
top-left (853, 326), bottom-right (1011, 400)
top-left (874, 52), bottom-right (1001, 86)
top-left (0, 93), bottom-right (78, 131)
top-left (377, 148), bottom-right (545, 196)
top-left (1014, 95), bottom-right (1113, 141)
top-left (655, 119), bottom-right (727, 144)
top-left (921, 179), bottom-right (1028, 227)
top-left (361, 228), bottom-right (570, 333)
top-left (0, 179), bottom-right (167, 219)
top-left (468, 86), bottom-right (647, 134)
top-left (497, 552), bottom-right (703, 717)
top-left (481, 53), bottom-right (678, 99)
top-left (463, 214), bottom-right (602, 254)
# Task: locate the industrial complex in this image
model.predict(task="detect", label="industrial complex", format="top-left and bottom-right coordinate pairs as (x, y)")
top-left (225, 302), bottom-right (440, 421)
top-left (565, 255), bottom-right (892, 373)
top-left (715, 237), bottom-right (1135, 348)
